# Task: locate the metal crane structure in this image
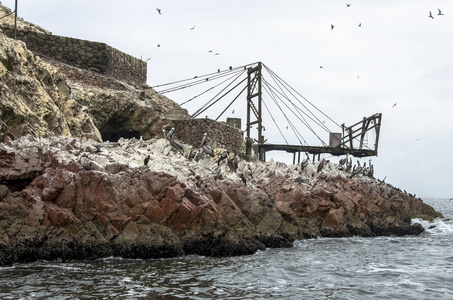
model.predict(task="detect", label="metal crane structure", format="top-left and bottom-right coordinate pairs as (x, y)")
top-left (153, 61), bottom-right (382, 163)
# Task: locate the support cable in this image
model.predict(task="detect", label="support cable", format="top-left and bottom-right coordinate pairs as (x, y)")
top-left (191, 73), bottom-right (247, 119)
top-left (262, 76), bottom-right (326, 146)
top-left (0, 10), bottom-right (14, 19)
top-left (264, 66), bottom-right (331, 134)
top-left (263, 64), bottom-right (341, 128)
top-left (179, 71), bottom-right (244, 106)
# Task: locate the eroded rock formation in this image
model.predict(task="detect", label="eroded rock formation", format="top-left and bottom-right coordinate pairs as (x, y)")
top-left (0, 3), bottom-right (444, 266)
top-left (0, 135), bottom-right (442, 265)
top-left (0, 3), bottom-right (184, 144)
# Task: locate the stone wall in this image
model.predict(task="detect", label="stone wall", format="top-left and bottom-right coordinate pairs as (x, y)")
top-left (0, 24), bottom-right (147, 85)
top-left (168, 118), bottom-right (245, 154)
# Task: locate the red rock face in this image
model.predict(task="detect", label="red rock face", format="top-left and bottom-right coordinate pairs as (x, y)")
top-left (0, 136), bottom-right (443, 265)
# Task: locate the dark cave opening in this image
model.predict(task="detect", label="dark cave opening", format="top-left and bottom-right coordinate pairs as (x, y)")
top-left (101, 129), bottom-right (142, 143)
top-left (98, 116), bottom-right (142, 142)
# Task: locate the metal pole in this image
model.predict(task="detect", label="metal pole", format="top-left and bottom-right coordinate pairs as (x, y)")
top-left (257, 62), bottom-right (263, 145)
top-left (14, 0), bottom-right (17, 39)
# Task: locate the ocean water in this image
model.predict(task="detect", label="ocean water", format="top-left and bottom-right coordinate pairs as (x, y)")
top-left (0, 198), bottom-right (452, 299)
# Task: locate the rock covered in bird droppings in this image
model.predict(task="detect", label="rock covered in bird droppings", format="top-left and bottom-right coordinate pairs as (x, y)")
top-left (0, 135), bottom-right (442, 265)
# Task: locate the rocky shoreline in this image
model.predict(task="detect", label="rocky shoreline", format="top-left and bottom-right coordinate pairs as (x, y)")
top-left (0, 3), bottom-right (444, 265)
top-left (0, 135), bottom-right (442, 265)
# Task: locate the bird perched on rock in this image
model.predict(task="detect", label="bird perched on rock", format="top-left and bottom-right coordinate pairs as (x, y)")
top-left (317, 159), bottom-right (326, 173)
top-left (144, 155), bottom-right (150, 166)
top-left (339, 154), bottom-right (348, 167)
top-left (349, 164), bottom-right (363, 178)
top-left (163, 128), bottom-right (183, 153)
top-left (301, 153), bottom-right (310, 171)
top-left (227, 154), bottom-right (238, 173)
top-left (167, 128), bottom-right (175, 139)
top-left (201, 133), bottom-right (215, 157)
top-left (167, 135), bottom-right (184, 153)
top-left (186, 146), bottom-right (194, 160)
top-left (345, 157), bottom-right (352, 172)
top-left (193, 150), bottom-right (201, 161)
top-left (239, 173), bottom-right (247, 185)
top-left (214, 149), bottom-right (229, 166)
top-left (83, 163), bottom-right (92, 171)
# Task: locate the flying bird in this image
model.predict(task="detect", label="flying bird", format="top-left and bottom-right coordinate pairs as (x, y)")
top-left (346, 3), bottom-right (351, 7)
top-left (190, 26), bottom-right (195, 30)
top-left (157, 44), bottom-right (161, 47)
top-left (438, 9), bottom-right (444, 16)
top-left (429, 11), bottom-right (434, 19)
top-left (156, 8), bottom-right (161, 15)
top-left (331, 24), bottom-right (335, 30)
top-left (358, 23), bottom-right (362, 27)
top-left (392, 102), bottom-right (397, 108)
top-left (232, 110), bottom-right (235, 114)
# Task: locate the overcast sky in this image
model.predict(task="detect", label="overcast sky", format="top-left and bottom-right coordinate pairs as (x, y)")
top-left (3, 0), bottom-right (453, 198)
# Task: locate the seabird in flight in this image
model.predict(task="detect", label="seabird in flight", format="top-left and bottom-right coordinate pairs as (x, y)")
top-left (429, 11), bottom-right (434, 19)
top-left (438, 9), bottom-right (444, 16)
top-left (156, 8), bottom-right (161, 15)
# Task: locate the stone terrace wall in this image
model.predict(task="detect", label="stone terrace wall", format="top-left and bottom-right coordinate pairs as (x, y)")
top-left (169, 118), bottom-right (245, 154)
top-left (0, 25), bottom-right (147, 85)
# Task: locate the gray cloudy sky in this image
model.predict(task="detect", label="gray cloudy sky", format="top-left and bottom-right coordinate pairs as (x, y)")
top-left (3, 0), bottom-right (453, 198)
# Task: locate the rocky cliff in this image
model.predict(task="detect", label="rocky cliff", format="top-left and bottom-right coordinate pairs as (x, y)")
top-left (0, 3), bottom-right (182, 144)
top-left (0, 4), bottom-right (443, 266)
top-left (0, 135), bottom-right (442, 265)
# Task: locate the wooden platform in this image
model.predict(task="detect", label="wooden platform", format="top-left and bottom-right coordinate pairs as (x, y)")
top-left (257, 143), bottom-right (377, 162)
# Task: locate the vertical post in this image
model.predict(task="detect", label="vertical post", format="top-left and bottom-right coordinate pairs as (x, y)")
top-left (257, 62), bottom-right (263, 144)
top-left (374, 113), bottom-right (382, 155)
top-left (256, 62), bottom-right (264, 161)
top-left (246, 69), bottom-right (251, 142)
top-left (359, 117), bottom-right (366, 149)
top-left (14, 0), bottom-right (18, 39)
top-left (246, 62), bottom-right (264, 161)
top-left (245, 65), bottom-right (252, 159)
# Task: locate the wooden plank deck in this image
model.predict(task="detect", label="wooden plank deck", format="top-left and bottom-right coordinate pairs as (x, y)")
top-left (258, 143), bottom-right (377, 158)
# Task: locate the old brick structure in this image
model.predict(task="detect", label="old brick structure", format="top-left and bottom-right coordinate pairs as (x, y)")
top-left (0, 24), bottom-right (147, 85)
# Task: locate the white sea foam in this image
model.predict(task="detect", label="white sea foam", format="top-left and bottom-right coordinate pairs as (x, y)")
top-left (412, 218), bottom-right (453, 234)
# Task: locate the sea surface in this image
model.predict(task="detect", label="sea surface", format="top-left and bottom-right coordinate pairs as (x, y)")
top-left (0, 198), bottom-right (452, 299)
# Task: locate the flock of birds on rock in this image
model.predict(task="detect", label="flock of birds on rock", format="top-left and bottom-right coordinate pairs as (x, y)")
top-left (301, 153), bottom-right (374, 179)
top-left (160, 128), bottom-right (239, 173)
